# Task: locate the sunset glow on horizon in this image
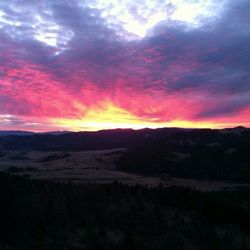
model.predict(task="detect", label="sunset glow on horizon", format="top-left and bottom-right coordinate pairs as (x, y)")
top-left (51, 101), bottom-right (216, 131)
top-left (0, 0), bottom-right (250, 132)
top-left (51, 100), bottom-right (250, 132)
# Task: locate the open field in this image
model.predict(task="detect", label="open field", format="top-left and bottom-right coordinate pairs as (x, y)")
top-left (1, 148), bottom-right (250, 191)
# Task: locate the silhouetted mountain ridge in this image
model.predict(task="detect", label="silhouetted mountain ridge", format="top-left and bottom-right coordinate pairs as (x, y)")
top-left (0, 131), bottom-right (35, 137)
top-left (0, 127), bottom-right (249, 152)
top-left (0, 127), bottom-right (186, 151)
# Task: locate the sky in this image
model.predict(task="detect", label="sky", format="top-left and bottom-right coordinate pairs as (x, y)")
top-left (0, 0), bottom-right (250, 131)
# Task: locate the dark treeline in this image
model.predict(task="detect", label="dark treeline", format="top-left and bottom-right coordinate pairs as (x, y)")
top-left (0, 173), bottom-right (249, 250)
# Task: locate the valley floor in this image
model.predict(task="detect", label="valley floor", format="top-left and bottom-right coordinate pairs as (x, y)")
top-left (0, 148), bottom-right (249, 191)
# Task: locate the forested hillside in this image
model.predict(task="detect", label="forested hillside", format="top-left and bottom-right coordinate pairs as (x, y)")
top-left (117, 128), bottom-right (250, 181)
top-left (0, 173), bottom-right (249, 250)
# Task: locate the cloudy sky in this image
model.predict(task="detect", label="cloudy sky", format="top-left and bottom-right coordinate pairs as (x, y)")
top-left (0, 0), bottom-right (250, 131)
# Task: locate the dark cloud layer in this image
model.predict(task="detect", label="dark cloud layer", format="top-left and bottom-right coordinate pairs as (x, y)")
top-left (0, 0), bottom-right (250, 130)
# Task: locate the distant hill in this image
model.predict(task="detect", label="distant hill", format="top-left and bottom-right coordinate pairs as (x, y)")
top-left (0, 127), bottom-right (250, 181)
top-left (116, 127), bottom-right (250, 181)
top-left (0, 130), bottom-right (69, 137)
top-left (0, 127), bottom-right (249, 151)
top-left (0, 131), bottom-right (35, 137)
top-left (0, 127), bottom-right (186, 151)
